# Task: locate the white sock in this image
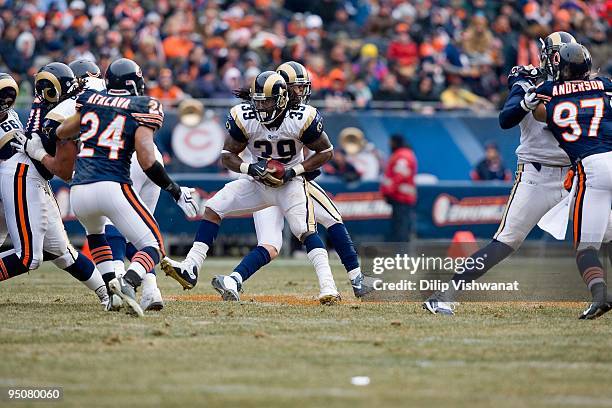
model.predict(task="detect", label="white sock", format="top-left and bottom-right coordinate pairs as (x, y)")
top-left (347, 267), bottom-right (361, 281)
top-left (307, 248), bottom-right (337, 290)
top-left (127, 261), bottom-right (147, 279)
top-left (82, 268), bottom-right (107, 298)
top-left (142, 273), bottom-right (157, 292)
top-left (187, 242), bottom-right (209, 270)
top-left (113, 260), bottom-right (126, 278)
top-left (230, 272), bottom-right (243, 284)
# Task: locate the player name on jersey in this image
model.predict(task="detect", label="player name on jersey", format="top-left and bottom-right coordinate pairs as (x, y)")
top-left (84, 93), bottom-right (131, 109)
top-left (552, 80), bottom-right (605, 96)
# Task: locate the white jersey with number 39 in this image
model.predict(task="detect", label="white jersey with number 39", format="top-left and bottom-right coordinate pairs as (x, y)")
top-left (226, 103), bottom-right (324, 168)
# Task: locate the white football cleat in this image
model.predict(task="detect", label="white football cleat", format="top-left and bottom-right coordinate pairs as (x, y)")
top-left (318, 281), bottom-right (341, 305)
top-left (140, 286), bottom-right (164, 311)
top-left (211, 275), bottom-right (241, 301)
top-left (140, 273), bottom-right (164, 311)
top-left (104, 294), bottom-right (123, 311)
top-left (109, 277), bottom-right (144, 317)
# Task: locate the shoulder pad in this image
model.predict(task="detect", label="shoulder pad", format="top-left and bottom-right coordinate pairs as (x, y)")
top-left (46, 99), bottom-right (76, 123)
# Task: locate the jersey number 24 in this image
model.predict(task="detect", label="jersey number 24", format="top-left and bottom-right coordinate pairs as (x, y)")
top-left (78, 112), bottom-right (125, 159)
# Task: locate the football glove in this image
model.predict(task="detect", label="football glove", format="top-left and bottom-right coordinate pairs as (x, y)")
top-left (175, 186), bottom-right (199, 218)
top-left (508, 65), bottom-right (544, 84)
top-left (248, 158), bottom-right (283, 187)
top-left (521, 87), bottom-right (539, 111)
top-left (247, 158), bottom-right (270, 179)
top-left (11, 131), bottom-right (48, 162)
top-left (282, 168), bottom-right (297, 183)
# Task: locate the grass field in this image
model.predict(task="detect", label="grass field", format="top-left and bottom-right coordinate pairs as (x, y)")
top-left (2, 258), bottom-right (612, 408)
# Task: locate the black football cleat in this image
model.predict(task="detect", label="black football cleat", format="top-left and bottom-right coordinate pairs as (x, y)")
top-left (579, 302), bottom-right (612, 320)
top-left (351, 273), bottom-right (375, 298)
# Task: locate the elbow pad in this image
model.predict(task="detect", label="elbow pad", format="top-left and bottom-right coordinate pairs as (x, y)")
top-left (143, 161), bottom-right (181, 200)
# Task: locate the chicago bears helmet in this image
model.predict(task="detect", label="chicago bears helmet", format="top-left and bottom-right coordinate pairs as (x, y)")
top-left (69, 59), bottom-right (101, 80)
top-left (552, 42), bottom-right (592, 81)
top-left (105, 58), bottom-right (145, 96)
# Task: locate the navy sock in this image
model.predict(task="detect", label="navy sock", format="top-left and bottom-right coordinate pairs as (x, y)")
top-left (233, 246), bottom-right (272, 282)
top-left (303, 233), bottom-right (325, 253)
top-left (451, 239), bottom-right (514, 284)
top-left (105, 224), bottom-right (127, 262)
top-left (327, 223), bottom-right (359, 273)
top-left (195, 220), bottom-right (220, 246)
top-left (0, 252), bottom-right (29, 280)
top-left (126, 243), bottom-right (138, 261)
top-left (87, 233), bottom-right (115, 285)
top-left (577, 249), bottom-right (606, 302)
top-left (64, 252), bottom-right (95, 281)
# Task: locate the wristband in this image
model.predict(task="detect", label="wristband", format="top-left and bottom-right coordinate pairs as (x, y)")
top-left (292, 164), bottom-right (305, 176)
top-left (240, 162), bottom-right (250, 174)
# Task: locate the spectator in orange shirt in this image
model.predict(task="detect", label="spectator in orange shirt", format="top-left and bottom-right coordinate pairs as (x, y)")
top-left (148, 68), bottom-right (184, 107)
top-left (163, 25), bottom-right (194, 61)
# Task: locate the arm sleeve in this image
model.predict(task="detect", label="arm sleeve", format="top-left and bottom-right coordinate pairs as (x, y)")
top-left (300, 110), bottom-right (324, 145)
top-left (132, 97), bottom-right (164, 131)
top-left (499, 85), bottom-right (529, 129)
top-left (225, 111), bottom-right (248, 143)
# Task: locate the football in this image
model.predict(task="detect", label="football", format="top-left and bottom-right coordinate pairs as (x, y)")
top-left (266, 159), bottom-right (285, 178)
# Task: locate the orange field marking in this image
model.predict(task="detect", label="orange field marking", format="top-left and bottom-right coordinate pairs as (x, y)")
top-left (166, 294), bottom-right (366, 306)
top-left (165, 294), bottom-right (583, 308)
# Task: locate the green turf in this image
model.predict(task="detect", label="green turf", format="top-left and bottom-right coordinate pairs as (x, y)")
top-left (1, 259), bottom-right (612, 408)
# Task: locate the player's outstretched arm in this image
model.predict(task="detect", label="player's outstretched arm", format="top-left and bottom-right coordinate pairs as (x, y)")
top-left (499, 86), bottom-right (531, 129)
top-left (56, 113), bottom-right (81, 140)
top-left (135, 126), bottom-right (199, 217)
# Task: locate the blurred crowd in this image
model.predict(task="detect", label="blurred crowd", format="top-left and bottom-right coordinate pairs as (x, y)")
top-left (1, 0), bottom-right (610, 111)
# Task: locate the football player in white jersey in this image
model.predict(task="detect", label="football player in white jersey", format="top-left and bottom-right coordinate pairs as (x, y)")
top-left (161, 71), bottom-right (341, 303)
top-left (423, 32), bottom-right (577, 315)
top-left (209, 61), bottom-right (372, 301)
top-left (2, 67), bottom-right (109, 308)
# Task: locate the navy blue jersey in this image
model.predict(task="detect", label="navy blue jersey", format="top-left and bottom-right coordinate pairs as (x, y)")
top-left (71, 89), bottom-right (163, 185)
top-left (25, 96), bottom-right (55, 179)
top-left (536, 77), bottom-right (612, 162)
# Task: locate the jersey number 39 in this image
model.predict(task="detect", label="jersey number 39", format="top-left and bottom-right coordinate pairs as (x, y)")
top-left (78, 112), bottom-right (126, 159)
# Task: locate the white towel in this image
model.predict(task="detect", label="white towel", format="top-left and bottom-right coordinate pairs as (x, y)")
top-left (537, 175), bottom-right (577, 240)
